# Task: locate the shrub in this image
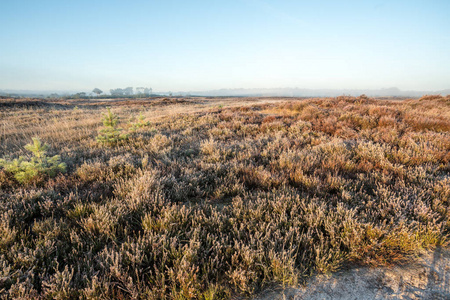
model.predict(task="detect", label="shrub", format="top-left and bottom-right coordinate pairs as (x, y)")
top-left (0, 137), bottom-right (66, 185)
top-left (130, 112), bottom-right (150, 131)
top-left (96, 108), bottom-right (128, 146)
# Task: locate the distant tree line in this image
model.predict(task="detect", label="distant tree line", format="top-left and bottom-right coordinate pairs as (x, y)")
top-left (109, 87), bottom-right (152, 97)
top-left (1, 87), bottom-right (153, 99)
top-left (110, 87), bottom-right (134, 96)
top-left (136, 87), bottom-right (153, 96)
top-left (49, 87), bottom-right (155, 99)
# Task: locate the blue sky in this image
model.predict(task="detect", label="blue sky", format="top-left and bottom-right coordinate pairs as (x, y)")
top-left (1, 0), bottom-right (449, 92)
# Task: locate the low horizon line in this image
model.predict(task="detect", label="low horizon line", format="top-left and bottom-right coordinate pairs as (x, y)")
top-left (1, 86), bottom-right (450, 93)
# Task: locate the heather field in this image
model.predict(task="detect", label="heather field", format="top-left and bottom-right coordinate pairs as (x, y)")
top-left (0, 95), bottom-right (449, 299)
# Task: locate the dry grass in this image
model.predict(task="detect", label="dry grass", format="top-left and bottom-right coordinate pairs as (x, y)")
top-left (0, 95), bottom-right (449, 299)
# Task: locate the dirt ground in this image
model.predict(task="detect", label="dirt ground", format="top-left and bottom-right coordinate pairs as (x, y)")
top-left (256, 247), bottom-right (450, 300)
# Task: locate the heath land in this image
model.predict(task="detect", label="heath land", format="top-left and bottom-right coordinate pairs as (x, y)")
top-left (0, 95), bottom-right (449, 299)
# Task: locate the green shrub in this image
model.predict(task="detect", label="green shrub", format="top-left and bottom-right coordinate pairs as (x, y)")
top-left (0, 137), bottom-right (66, 185)
top-left (96, 108), bottom-right (128, 146)
top-left (130, 111), bottom-right (150, 131)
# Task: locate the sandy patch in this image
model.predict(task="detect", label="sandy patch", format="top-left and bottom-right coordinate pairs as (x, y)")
top-left (256, 247), bottom-right (450, 300)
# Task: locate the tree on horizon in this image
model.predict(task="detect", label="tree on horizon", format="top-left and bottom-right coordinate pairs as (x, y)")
top-left (92, 88), bottom-right (103, 97)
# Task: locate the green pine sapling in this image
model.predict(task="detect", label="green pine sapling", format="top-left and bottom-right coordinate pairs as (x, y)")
top-left (0, 137), bottom-right (66, 185)
top-left (130, 111), bottom-right (151, 132)
top-left (96, 107), bottom-right (129, 146)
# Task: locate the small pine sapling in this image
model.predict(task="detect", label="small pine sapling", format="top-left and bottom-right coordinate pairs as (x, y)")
top-left (96, 107), bottom-right (129, 146)
top-left (0, 137), bottom-right (66, 185)
top-left (130, 112), bottom-right (151, 132)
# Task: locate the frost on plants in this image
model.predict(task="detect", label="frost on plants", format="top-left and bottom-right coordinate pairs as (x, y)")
top-left (96, 107), bottom-right (129, 146)
top-left (0, 137), bottom-right (66, 185)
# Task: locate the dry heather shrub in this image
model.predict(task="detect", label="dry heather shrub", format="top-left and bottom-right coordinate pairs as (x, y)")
top-left (0, 170), bottom-right (15, 189)
top-left (200, 138), bottom-right (218, 156)
top-left (114, 169), bottom-right (159, 198)
top-left (208, 126), bottom-right (233, 139)
top-left (0, 212), bottom-right (16, 249)
top-left (42, 266), bottom-right (76, 299)
top-left (67, 202), bottom-right (93, 220)
top-left (76, 155), bottom-right (137, 184)
top-left (108, 154), bottom-right (137, 176)
top-left (79, 205), bottom-right (117, 239)
top-left (354, 141), bottom-right (393, 171)
top-left (377, 115), bottom-right (398, 127)
top-left (300, 105), bottom-right (321, 120)
top-left (289, 168), bottom-right (320, 190)
top-left (148, 133), bottom-right (172, 154)
top-left (287, 119), bottom-right (311, 136)
top-left (419, 94), bottom-right (445, 101)
top-left (6, 277), bottom-right (39, 299)
top-left (261, 120), bottom-right (286, 133)
top-left (198, 114), bottom-right (220, 126)
top-left (76, 161), bottom-right (108, 182)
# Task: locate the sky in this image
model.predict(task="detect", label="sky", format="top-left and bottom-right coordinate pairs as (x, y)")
top-left (1, 0), bottom-right (449, 92)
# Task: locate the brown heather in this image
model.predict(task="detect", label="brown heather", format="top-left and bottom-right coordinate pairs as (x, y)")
top-left (0, 95), bottom-right (449, 299)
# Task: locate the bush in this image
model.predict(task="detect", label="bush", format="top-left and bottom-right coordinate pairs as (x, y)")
top-left (0, 137), bottom-right (66, 185)
top-left (96, 108), bottom-right (129, 146)
top-left (130, 112), bottom-right (151, 131)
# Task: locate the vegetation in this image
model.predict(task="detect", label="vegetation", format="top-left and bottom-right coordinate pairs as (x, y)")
top-left (0, 137), bottom-right (66, 185)
top-left (0, 95), bottom-right (449, 298)
top-left (96, 107), bottom-right (129, 146)
top-left (92, 88), bottom-right (103, 97)
top-left (130, 111), bottom-right (151, 132)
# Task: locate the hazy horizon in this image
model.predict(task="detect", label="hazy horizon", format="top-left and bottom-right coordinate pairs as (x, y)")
top-left (1, 0), bottom-right (449, 91)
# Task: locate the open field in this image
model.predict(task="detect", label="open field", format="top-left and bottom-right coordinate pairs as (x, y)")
top-left (0, 95), bottom-right (449, 299)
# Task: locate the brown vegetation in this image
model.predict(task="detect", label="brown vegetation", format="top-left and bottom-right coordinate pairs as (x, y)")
top-left (0, 95), bottom-right (449, 298)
